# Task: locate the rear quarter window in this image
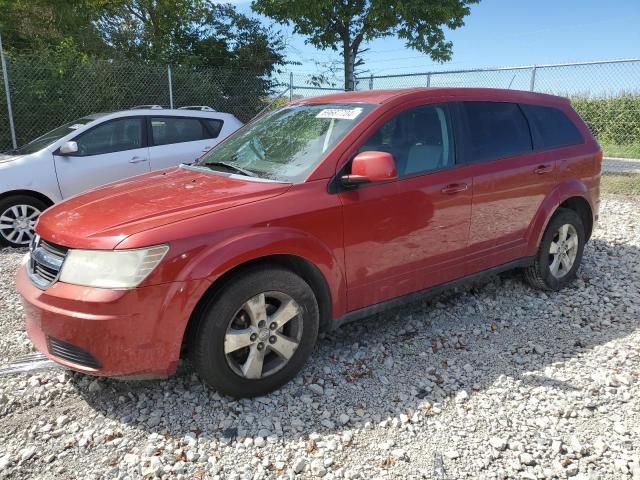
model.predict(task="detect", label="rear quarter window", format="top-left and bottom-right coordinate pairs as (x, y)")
top-left (520, 104), bottom-right (584, 150)
top-left (204, 119), bottom-right (223, 138)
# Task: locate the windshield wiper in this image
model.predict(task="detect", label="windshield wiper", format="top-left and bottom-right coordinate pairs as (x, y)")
top-left (202, 161), bottom-right (257, 177)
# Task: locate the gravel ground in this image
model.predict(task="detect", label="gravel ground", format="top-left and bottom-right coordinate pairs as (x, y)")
top-left (0, 195), bottom-right (639, 480)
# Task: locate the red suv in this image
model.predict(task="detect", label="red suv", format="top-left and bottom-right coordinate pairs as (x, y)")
top-left (17, 88), bottom-right (601, 397)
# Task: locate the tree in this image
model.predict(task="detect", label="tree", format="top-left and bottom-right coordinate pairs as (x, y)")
top-left (0, 0), bottom-right (107, 55)
top-left (252, 0), bottom-right (479, 90)
top-left (96, 0), bottom-right (286, 74)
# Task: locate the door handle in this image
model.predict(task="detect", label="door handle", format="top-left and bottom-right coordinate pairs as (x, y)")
top-left (441, 183), bottom-right (469, 195)
top-left (129, 156), bottom-right (147, 164)
top-left (202, 146), bottom-right (212, 152)
top-left (534, 164), bottom-right (553, 175)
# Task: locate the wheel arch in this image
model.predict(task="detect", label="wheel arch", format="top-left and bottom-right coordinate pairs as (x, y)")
top-left (526, 181), bottom-right (595, 256)
top-left (0, 189), bottom-right (55, 207)
top-left (558, 196), bottom-right (593, 240)
top-left (182, 253), bottom-right (334, 356)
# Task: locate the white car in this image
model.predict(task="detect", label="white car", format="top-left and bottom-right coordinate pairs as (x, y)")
top-left (0, 107), bottom-right (243, 247)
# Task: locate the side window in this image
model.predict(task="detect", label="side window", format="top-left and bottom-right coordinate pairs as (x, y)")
top-left (358, 104), bottom-right (453, 177)
top-left (74, 118), bottom-right (143, 156)
top-left (520, 104), bottom-right (583, 150)
top-left (204, 119), bottom-right (224, 138)
top-left (461, 102), bottom-right (532, 162)
top-left (150, 117), bottom-right (209, 146)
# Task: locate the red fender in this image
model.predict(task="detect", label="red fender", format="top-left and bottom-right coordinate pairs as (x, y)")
top-left (525, 179), bottom-right (594, 256)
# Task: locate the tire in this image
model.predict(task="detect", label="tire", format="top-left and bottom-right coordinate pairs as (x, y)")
top-left (524, 208), bottom-right (585, 291)
top-left (0, 195), bottom-right (48, 248)
top-left (190, 266), bottom-right (319, 398)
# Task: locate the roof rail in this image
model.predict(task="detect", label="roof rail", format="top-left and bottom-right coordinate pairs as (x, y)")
top-left (131, 104), bottom-right (164, 110)
top-left (177, 105), bottom-right (217, 112)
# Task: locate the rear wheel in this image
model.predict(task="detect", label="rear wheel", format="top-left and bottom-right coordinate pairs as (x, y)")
top-left (0, 195), bottom-right (47, 248)
top-left (524, 208), bottom-right (585, 291)
top-left (190, 266), bottom-right (319, 397)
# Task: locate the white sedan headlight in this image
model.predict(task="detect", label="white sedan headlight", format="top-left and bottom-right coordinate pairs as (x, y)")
top-left (59, 245), bottom-right (169, 288)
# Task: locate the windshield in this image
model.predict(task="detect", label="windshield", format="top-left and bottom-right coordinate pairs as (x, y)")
top-left (7, 115), bottom-right (103, 155)
top-left (197, 103), bottom-right (374, 182)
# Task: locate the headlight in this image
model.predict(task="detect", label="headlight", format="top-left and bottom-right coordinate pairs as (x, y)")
top-left (59, 245), bottom-right (169, 288)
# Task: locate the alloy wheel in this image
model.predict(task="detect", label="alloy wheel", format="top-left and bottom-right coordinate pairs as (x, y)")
top-left (224, 291), bottom-right (303, 380)
top-left (548, 223), bottom-right (579, 279)
top-left (0, 204), bottom-right (41, 246)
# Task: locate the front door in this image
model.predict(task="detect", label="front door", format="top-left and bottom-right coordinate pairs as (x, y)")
top-left (54, 117), bottom-right (150, 198)
top-left (339, 103), bottom-right (473, 311)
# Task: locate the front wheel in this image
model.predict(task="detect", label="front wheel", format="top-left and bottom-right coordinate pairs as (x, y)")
top-left (190, 266), bottom-right (319, 398)
top-left (524, 208), bottom-right (586, 291)
top-left (0, 195), bottom-right (47, 248)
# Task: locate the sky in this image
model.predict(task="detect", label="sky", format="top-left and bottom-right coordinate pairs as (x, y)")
top-left (232, 0), bottom-right (640, 85)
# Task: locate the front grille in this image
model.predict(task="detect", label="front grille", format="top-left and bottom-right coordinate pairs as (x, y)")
top-left (47, 337), bottom-right (101, 369)
top-left (28, 237), bottom-right (68, 289)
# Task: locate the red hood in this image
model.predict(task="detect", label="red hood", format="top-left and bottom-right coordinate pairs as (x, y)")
top-left (37, 167), bottom-right (290, 249)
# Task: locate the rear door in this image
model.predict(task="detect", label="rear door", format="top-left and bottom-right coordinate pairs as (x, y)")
top-left (456, 101), bottom-right (557, 273)
top-left (148, 116), bottom-right (224, 170)
top-left (53, 116), bottom-right (150, 198)
top-left (339, 102), bottom-right (474, 311)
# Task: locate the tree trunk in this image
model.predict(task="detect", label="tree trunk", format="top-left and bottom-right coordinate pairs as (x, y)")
top-left (343, 40), bottom-right (354, 91)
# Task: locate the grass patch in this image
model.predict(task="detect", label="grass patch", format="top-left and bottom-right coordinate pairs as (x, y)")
top-left (600, 143), bottom-right (640, 159)
top-left (601, 173), bottom-right (640, 196)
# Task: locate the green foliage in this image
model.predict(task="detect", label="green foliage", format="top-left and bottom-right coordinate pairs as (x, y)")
top-left (601, 173), bottom-right (640, 195)
top-left (0, 54), bottom-right (276, 150)
top-left (598, 143), bottom-right (640, 159)
top-left (0, 0), bottom-right (108, 55)
top-left (0, 0), bottom-right (288, 150)
top-left (96, 1), bottom-right (286, 73)
top-left (571, 94), bottom-right (640, 158)
top-left (252, 0), bottom-right (479, 88)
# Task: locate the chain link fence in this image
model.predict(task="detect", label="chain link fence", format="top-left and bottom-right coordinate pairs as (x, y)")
top-left (0, 55), bottom-right (291, 152)
top-left (355, 59), bottom-right (640, 164)
top-left (1, 54), bottom-right (639, 195)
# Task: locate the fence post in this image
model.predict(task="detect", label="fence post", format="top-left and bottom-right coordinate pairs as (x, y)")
top-left (167, 65), bottom-right (174, 109)
top-left (426, 73), bottom-right (431, 88)
top-left (369, 74), bottom-right (373, 90)
top-left (529, 65), bottom-right (537, 92)
top-left (289, 72), bottom-right (293, 101)
top-left (0, 32), bottom-right (17, 150)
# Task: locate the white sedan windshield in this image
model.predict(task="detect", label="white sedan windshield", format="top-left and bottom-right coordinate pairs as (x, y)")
top-left (8, 115), bottom-right (104, 155)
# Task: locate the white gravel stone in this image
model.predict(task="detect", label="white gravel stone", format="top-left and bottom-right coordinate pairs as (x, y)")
top-left (292, 458), bottom-right (306, 474)
top-left (0, 455), bottom-right (11, 470)
top-left (489, 436), bottom-right (508, 451)
top-left (309, 384), bottom-right (324, 395)
top-left (19, 447), bottom-right (36, 462)
top-left (310, 459), bottom-right (327, 477)
top-left (391, 448), bottom-right (407, 460)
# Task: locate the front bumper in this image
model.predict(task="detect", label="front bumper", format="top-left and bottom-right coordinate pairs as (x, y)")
top-left (16, 265), bottom-right (206, 378)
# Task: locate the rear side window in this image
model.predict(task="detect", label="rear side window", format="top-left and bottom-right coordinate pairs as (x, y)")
top-left (151, 117), bottom-right (212, 146)
top-left (461, 102), bottom-right (532, 163)
top-left (520, 104), bottom-right (583, 150)
top-left (204, 119), bottom-right (223, 138)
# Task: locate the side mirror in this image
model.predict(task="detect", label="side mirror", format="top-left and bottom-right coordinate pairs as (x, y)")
top-left (341, 151), bottom-right (398, 186)
top-left (59, 141), bottom-right (78, 155)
